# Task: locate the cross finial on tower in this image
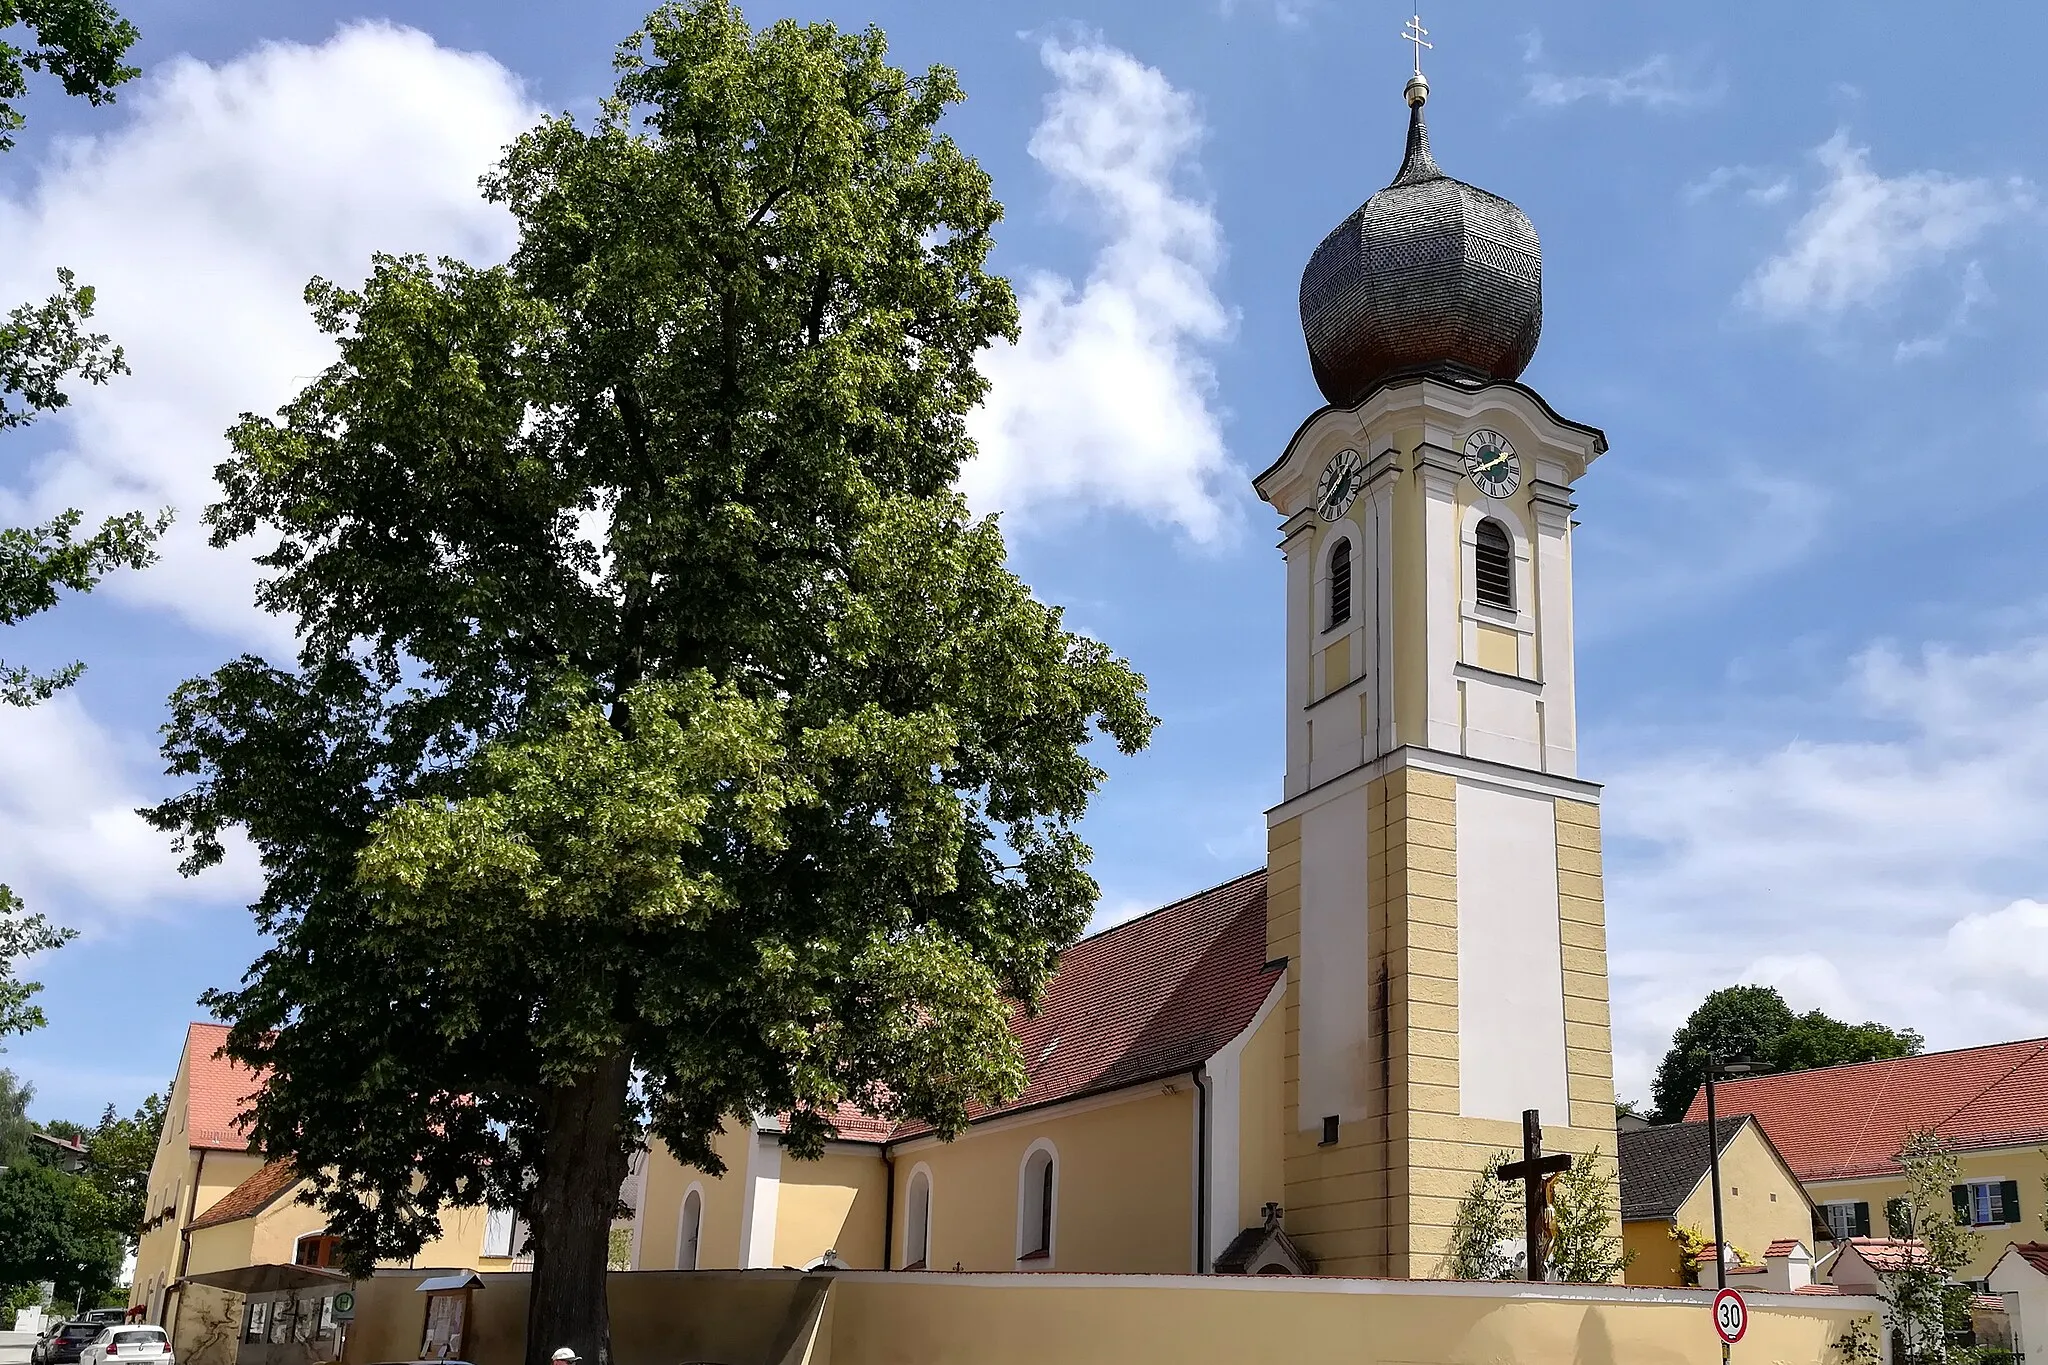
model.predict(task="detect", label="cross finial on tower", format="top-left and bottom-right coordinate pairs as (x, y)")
top-left (1401, 14), bottom-right (1432, 75)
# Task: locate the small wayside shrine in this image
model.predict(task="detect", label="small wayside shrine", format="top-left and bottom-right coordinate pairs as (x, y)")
top-left (1253, 25), bottom-right (1617, 1278)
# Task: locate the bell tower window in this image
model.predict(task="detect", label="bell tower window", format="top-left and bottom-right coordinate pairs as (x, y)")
top-left (1474, 519), bottom-right (1513, 610)
top-left (1327, 538), bottom-right (1352, 628)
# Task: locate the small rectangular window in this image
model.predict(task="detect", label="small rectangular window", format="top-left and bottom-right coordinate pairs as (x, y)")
top-left (1320, 1115), bottom-right (1339, 1146)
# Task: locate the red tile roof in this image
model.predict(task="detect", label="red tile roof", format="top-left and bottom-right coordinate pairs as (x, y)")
top-left (2009, 1243), bottom-right (2048, 1278)
top-left (857, 870), bottom-right (1280, 1142)
top-left (1794, 1284), bottom-right (1843, 1295)
top-left (183, 1023), bottom-right (266, 1152)
top-left (1682, 1037), bottom-right (2048, 1180)
top-left (188, 1158), bottom-right (302, 1230)
top-left (1765, 1240), bottom-right (1804, 1258)
top-left (1839, 1237), bottom-right (1934, 1273)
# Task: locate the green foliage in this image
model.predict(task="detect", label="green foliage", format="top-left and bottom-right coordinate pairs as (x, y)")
top-left (0, 1068), bottom-right (31, 1167)
top-left (1440, 1152), bottom-right (1517, 1280)
top-left (79, 1092), bottom-right (166, 1244)
top-left (1, 0), bottom-right (153, 1044)
top-left (1772, 1010), bottom-right (1923, 1075)
top-left (0, 891), bottom-right (71, 1046)
top-left (1546, 1148), bottom-right (1629, 1284)
top-left (1439, 1150), bottom-right (1627, 1283)
top-left (1878, 1130), bottom-right (1980, 1365)
top-left (148, 1), bottom-right (1150, 1354)
top-left (0, 1160), bottom-right (123, 1310)
top-left (1650, 986), bottom-right (1923, 1122)
top-left (0, 0), bottom-right (139, 151)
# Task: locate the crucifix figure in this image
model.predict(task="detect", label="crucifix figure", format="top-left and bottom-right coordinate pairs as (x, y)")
top-left (1401, 14), bottom-right (1432, 75)
top-left (1495, 1108), bottom-right (1572, 1281)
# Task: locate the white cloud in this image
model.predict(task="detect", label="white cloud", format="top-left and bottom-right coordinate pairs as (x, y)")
top-left (0, 23), bottom-right (542, 651)
top-left (0, 695), bottom-right (260, 934)
top-left (1526, 53), bottom-right (1722, 111)
top-left (1683, 165), bottom-right (1791, 206)
top-left (961, 36), bottom-right (1238, 544)
top-left (1893, 260), bottom-right (1991, 361)
top-left (1603, 635), bottom-right (2048, 1099)
top-left (1740, 134), bottom-right (2029, 321)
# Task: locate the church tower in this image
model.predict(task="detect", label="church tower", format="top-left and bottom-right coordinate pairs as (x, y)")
top-left (1255, 60), bottom-right (1618, 1278)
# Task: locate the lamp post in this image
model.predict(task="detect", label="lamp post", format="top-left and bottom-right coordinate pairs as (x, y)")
top-left (1701, 1053), bottom-right (1759, 1291)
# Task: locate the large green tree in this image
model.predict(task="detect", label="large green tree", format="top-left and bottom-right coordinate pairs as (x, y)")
top-left (78, 1092), bottom-right (165, 1245)
top-left (1650, 986), bottom-right (1923, 1122)
top-left (148, 5), bottom-right (1150, 1362)
top-left (1, 0), bottom-right (156, 1042)
top-left (0, 1160), bottom-right (123, 1312)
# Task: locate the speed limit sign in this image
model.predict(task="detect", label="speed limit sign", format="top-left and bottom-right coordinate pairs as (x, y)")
top-left (1713, 1287), bottom-right (1748, 1345)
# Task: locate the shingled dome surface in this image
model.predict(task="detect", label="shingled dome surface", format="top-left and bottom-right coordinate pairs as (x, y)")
top-left (1300, 86), bottom-right (1542, 408)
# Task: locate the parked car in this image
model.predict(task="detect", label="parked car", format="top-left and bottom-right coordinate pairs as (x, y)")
top-left (80, 1312), bottom-right (126, 1327)
top-left (78, 1327), bottom-right (172, 1365)
top-left (35, 1322), bottom-right (105, 1365)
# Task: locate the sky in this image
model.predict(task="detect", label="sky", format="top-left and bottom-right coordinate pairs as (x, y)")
top-left (5, 0), bottom-right (2048, 1122)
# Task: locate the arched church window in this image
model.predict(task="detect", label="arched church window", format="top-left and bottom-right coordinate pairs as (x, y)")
top-left (904, 1167), bottom-right (932, 1269)
top-left (1017, 1142), bottom-right (1057, 1264)
top-left (677, 1187), bottom-right (702, 1270)
top-left (1327, 538), bottom-right (1352, 628)
top-left (1474, 519), bottom-right (1513, 610)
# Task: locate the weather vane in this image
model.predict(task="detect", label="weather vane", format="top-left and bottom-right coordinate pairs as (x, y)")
top-left (1401, 14), bottom-right (1432, 75)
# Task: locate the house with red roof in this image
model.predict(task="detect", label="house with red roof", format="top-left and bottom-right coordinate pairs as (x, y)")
top-left (1684, 1037), bottom-right (2048, 1281)
top-left (133, 1024), bottom-right (525, 1365)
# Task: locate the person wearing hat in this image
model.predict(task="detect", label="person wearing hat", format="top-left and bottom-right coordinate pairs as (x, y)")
top-left (551, 1350), bottom-right (581, 1364)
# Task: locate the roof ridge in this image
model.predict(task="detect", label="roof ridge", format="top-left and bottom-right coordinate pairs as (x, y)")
top-left (1070, 867), bottom-right (1264, 949)
top-left (1717, 1034), bottom-right (2048, 1087)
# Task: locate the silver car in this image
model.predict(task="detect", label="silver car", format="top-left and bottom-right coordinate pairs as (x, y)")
top-left (78, 1327), bottom-right (172, 1365)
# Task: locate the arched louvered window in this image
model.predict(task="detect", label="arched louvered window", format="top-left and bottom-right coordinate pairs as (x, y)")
top-left (1017, 1142), bottom-right (1057, 1265)
top-left (1474, 519), bottom-right (1513, 610)
top-left (905, 1167), bottom-right (932, 1269)
top-left (677, 1187), bottom-right (702, 1270)
top-left (1327, 538), bottom-right (1352, 629)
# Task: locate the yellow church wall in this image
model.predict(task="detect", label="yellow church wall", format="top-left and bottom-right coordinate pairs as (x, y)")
top-left (773, 1145), bottom-right (888, 1270)
top-left (1805, 1144), bottom-right (2048, 1281)
top-left (1670, 1122), bottom-right (1813, 1271)
top-left (822, 1273), bottom-right (1870, 1365)
top-left (1623, 1220), bottom-right (1686, 1288)
top-left (1235, 990), bottom-right (1286, 1233)
top-left (889, 1086), bottom-right (1196, 1273)
top-left (335, 1267), bottom-right (1878, 1365)
top-left (639, 1122), bottom-right (753, 1270)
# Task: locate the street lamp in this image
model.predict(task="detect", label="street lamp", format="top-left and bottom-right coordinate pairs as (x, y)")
top-left (1701, 1053), bottom-right (1760, 1291)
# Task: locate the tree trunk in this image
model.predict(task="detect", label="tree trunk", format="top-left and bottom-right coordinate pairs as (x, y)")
top-left (524, 1052), bottom-right (634, 1365)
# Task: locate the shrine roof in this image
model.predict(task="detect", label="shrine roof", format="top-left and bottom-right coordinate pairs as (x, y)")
top-left (1683, 1037), bottom-right (2048, 1181)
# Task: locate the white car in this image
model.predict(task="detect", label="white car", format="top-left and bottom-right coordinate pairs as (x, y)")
top-left (78, 1327), bottom-right (173, 1365)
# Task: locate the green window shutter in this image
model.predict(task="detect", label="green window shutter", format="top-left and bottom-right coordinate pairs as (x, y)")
top-left (1853, 1202), bottom-right (1870, 1238)
top-left (2001, 1180), bottom-right (2021, 1224)
top-left (1952, 1184), bottom-right (1972, 1224)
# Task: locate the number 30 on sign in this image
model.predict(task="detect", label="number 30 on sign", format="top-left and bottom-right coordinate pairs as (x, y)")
top-left (1713, 1287), bottom-right (1748, 1345)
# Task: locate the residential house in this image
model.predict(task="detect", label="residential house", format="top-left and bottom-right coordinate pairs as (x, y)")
top-left (1688, 1037), bottom-right (2048, 1282)
top-left (1617, 1115), bottom-right (1818, 1287)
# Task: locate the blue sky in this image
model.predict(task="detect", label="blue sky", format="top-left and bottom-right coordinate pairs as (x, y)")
top-left (5, 0), bottom-right (2048, 1122)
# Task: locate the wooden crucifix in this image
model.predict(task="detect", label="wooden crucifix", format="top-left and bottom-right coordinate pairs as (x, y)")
top-left (1495, 1108), bottom-right (1572, 1281)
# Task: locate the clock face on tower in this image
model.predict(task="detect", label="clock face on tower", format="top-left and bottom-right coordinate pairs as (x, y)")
top-left (1462, 428), bottom-right (1522, 500)
top-left (1316, 448), bottom-right (1364, 521)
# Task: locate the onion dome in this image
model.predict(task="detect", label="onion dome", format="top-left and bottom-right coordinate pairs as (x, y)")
top-left (1299, 73), bottom-right (1542, 408)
